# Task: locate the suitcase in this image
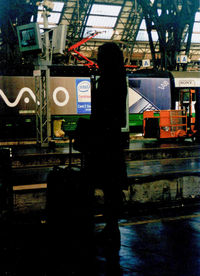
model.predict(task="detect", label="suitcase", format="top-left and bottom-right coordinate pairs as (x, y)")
top-left (0, 149), bottom-right (13, 215)
top-left (46, 138), bottom-right (94, 271)
top-left (46, 135), bottom-right (92, 225)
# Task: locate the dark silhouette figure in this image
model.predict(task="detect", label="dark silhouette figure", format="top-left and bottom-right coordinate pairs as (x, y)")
top-left (89, 42), bottom-right (128, 244)
top-left (195, 93), bottom-right (200, 141)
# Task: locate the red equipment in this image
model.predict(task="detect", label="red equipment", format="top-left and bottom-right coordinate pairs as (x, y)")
top-left (68, 32), bottom-right (138, 69)
top-left (68, 32), bottom-right (99, 68)
top-left (143, 89), bottom-right (197, 140)
top-left (143, 110), bottom-right (188, 139)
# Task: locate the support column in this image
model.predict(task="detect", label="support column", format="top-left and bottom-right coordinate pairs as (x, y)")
top-left (34, 4), bottom-right (51, 147)
top-left (34, 67), bottom-right (51, 147)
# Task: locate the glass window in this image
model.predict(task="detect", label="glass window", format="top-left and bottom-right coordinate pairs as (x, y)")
top-left (90, 4), bottom-right (121, 16)
top-left (195, 12), bottom-right (200, 22)
top-left (140, 19), bottom-right (146, 30)
top-left (136, 30), bottom-right (158, 41)
top-left (86, 15), bottom-right (117, 28)
top-left (83, 27), bottom-right (114, 39)
top-left (35, 1), bottom-right (64, 29)
top-left (83, 4), bottom-right (121, 39)
top-left (136, 30), bottom-right (149, 41)
top-left (193, 22), bottom-right (200, 33)
top-left (191, 33), bottom-right (200, 43)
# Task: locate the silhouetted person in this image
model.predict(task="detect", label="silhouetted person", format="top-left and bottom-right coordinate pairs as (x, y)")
top-left (195, 100), bottom-right (200, 141)
top-left (89, 42), bottom-right (127, 245)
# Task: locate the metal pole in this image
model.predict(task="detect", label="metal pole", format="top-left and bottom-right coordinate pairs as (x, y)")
top-left (46, 67), bottom-right (51, 142)
top-left (42, 8), bottom-right (51, 146)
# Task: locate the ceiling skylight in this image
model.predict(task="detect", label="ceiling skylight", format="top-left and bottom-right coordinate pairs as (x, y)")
top-left (90, 4), bottom-right (121, 16)
top-left (191, 33), bottom-right (200, 43)
top-left (38, 1), bottom-right (64, 12)
top-left (136, 30), bottom-right (149, 41)
top-left (83, 4), bottom-right (121, 39)
top-left (140, 19), bottom-right (146, 30)
top-left (191, 12), bottom-right (200, 43)
top-left (193, 22), bottom-right (200, 32)
top-left (138, 10), bottom-right (200, 44)
top-left (136, 30), bottom-right (158, 41)
top-left (34, 1), bottom-right (64, 29)
top-left (84, 27), bottom-right (114, 39)
top-left (195, 12), bottom-right (200, 21)
top-left (52, 2), bottom-right (64, 12)
top-left (37, 11), bottom-right (61, 24)
top-left (136, 18), bottom-right (158, 42)
top-left (86, 15), bottom-right (117, 28)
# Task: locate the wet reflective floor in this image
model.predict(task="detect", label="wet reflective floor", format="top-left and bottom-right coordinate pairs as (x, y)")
top-left (2, 139), bottom-right (200, 275)
top-left (1, 204), bottom-right (200, 275)
top-left (127, 156), bottom-right (200, 181)
top-left (11, 155), bottom-right (200, 189)
top-left (96, 206), bottom-right (200, 276)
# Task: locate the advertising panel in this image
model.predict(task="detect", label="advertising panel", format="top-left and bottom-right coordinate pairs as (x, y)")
top-left (128, 77), bottom-right (171, 113)
top-left (0, 75), bottom-right (171, 116)
top-left (0, 76), bottom-right (35, 115)
top-left (76, 78), bottom-right (91, 114)
top-left (50, 77), bottom-right (77, 115)
top-left (0, 76), bottom-right (80, 115)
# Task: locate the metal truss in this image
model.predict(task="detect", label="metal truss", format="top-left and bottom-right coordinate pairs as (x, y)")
top-left (137, 0), bottom-right (199, 70)
top-left (35, 68), bottom-right (51, 147)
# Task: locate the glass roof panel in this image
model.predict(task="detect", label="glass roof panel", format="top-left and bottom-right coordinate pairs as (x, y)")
top-left (48, 12), bottom-right (61, 24)
top-left (140, 19), bottom-right (146, 30)
top-left (38, 1), bottom-right (64, 12)
top-left (193, 22), bottom-right (200, 32)
top-left (53, 2), bottom-right (64, 12)
top-left (37, 11), bottom-right (61, 24)
top-left (157, 9), bottom-right (162, 16)
top-left (83, 27), bottom-right (114, 39)
top-left (191, 33), bottom-right (200, 43)
top-left (136, 30), bottom-right (158, 41)
top-left (36, 1), bottom-right (64, 29)
top-left (82, 3), bottom-right (121, 40)
top-left (86, 15), bottom-right (117, 28)
top-left (195, 12), bottom-right (200, 22)
top-left (90, 4), bottom-right (121, 16)
top-left (136, 30), bottom-right (149, 41)
top-left (151, 31), bottom-right (159, 41)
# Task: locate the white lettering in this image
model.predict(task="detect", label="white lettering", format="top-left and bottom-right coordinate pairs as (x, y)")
top-left (52, 87), bottom-right (69, 107)
top-left (0, 86), bottom-right (70, 107)
top-left (158, 81), bottom-right (169, 90)
top-left (0, 87), bottom-right (39, 107)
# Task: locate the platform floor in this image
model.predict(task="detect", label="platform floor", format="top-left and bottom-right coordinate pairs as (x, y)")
top-left (97, 205), bottom-right (200, 276)
top-left (1, 138), bottom-right (200, 275)
top-left (11, 153), bottom-right (200, 190)
top-left (8, 137), bottom-right (200, 184)
top-left (0, 203), bottom-right (200, 275)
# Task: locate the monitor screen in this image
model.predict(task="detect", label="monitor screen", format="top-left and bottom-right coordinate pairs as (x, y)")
top-left (17, 23), bottom-right (42, 53)
top-left (20, 28), bottom-right (37, 47)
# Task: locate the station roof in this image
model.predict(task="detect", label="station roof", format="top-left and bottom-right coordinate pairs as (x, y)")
top-left (34, 0), bottom-right (200, 63)
top-left (0, 0), bottom-right (200, 70)
top-left (35, 1), bottom-right (143, 51)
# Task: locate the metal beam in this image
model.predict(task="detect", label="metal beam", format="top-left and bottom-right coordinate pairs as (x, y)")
top-left (137, 0), bottom-right (199, 70)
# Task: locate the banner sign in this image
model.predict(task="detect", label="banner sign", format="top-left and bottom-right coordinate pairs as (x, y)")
top-left (76, 78), bottom-right (91, 114)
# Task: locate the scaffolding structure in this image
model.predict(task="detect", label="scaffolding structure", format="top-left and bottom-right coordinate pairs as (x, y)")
top-left (35, 67), bottom-right (51, 146)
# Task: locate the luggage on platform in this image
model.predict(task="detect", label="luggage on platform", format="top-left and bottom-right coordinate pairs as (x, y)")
top-left (46, 135), bottom-right (92, 225)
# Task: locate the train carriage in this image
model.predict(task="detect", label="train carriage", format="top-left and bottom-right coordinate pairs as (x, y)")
top-left (0, 69), bottom-right (199, 140)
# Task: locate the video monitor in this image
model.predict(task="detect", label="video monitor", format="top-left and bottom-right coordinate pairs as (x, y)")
top-left (17, 23), bottom-right (42, 53)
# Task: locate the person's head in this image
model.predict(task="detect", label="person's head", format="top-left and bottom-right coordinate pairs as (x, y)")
top-left (97, 42), bottom-right (125, 75)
